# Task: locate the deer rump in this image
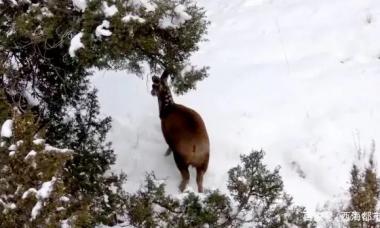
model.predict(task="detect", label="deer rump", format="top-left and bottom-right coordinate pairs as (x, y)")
top-left (161, 104), bottom-right (209, 170)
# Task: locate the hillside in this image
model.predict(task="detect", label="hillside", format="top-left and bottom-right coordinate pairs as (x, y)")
top-left (92, 0), bottom-right (380, 220)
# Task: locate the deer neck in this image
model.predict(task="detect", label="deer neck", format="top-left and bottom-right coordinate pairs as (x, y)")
top-left (158, 89), bottom-right (174, 118)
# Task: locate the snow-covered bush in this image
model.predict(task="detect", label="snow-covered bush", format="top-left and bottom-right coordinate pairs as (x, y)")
top-left (346, 142), bottom-right (380, 227)
top-left (0, 1), bottom-right (208, 225)
top-left (126, 151), bottom-right (316, 227)
top-left (317, 143), bottom-right (380, 228)
top-left (0, 114), bottom-right (74, 227)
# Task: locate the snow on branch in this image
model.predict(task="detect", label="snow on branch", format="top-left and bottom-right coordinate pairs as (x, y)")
top-left (30, 201), bottom-right (42, 221)
top-left (24, 150), bottom-right (37, 160)
top-left (22, 188), bottom-right (38, 199)
top-left (33, 138), bottom-right (45, 145)
top-left (8, 144), bottom-right (16, 150)
top-left (61, 220), bottom-right (71, 228)
top-left (37, 177), bottom-right (56, 199)
top-left (30, 177), bottom-right (57, 220)
top-left (72, 0), bottom-right (87, 12)
top-left (44, 144), bottom-right (73, 154)
top-left (159, 5), bottom-right (192, 29)
top-left (69, 32), bottom-right (84, 57)
top-left (1, 120), bottom-right (13, 138)
top-left (60, 196), bottom-right (70, 202)
top-left (122, 14), bottom-right (146, 23)
top-left (8, 0), bottom-right (17, 6)
top-left (22, 84), bottom-right (40, 107)
top-left (95, 20), bottom-right (112, 38)
top-left (102, 1), bottom-right (118, 17)
top-left (128, 0), bottom-right (157, 12)
top-left (0, 199), bottom-right (16, 213)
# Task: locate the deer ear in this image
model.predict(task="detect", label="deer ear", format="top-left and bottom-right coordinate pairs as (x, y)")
top-left (152, 76), bottom-right (160, 83)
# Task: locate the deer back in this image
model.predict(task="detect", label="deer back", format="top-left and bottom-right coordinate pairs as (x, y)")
top-left (161, 104), bottom-right (209, 166)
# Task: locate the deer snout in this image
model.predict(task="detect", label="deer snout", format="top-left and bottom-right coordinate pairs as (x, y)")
top-left (152, 76), bottom-right (160, 83)
top-left (151, 84), bottom-right (159, 96)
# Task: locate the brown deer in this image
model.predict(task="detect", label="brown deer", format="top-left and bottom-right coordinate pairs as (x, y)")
top-left (151, 70), bottom-right (210, 193)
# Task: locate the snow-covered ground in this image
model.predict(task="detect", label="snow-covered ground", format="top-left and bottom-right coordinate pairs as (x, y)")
top-left (92, 0), bottom-right (380, 220)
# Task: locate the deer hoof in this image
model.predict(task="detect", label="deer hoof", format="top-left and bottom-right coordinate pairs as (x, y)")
top-left (179, 182), bottom-right (187, 192)
top-left (164, 147), bottom-right (172, 156)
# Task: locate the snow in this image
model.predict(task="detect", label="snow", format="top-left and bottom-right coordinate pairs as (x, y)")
top-left (25, 150), bottom-right (37, 160)
top-left (72, 0), bottom-right (87, 12)
top-left (41, 7), bottom-right (54, 18)
top-left (69, 32), bottom-right (84, 57)
top-left (22, 84), bottom-right (40, 106)
top-left (103, 194), bottom-right (109, 203)
top-left (16, 140), bottom-right (23, 147)
top-left (60, 196), bottom-right (70, 202)
top-left (127, 0), bottom-right (156, 12)
top-left (22, 188), bottom-right (38, 199)
top-left (61, 220), bottom-right (71, 228)
top-left (159, 5), bottom-right (192, 29)
top-left (44, 144), bottom-right (73, 154)
top-left (102, 2), bottom-right (118, 17)
top-left (37, 177), bottom-right (57, 200)
top-left (96, 223), bottom-right (130, 228)
top-left (122, 14), bottom-right (146, 23)
top-left (38, 177), bottom-right (56, 199)
top-left (33, 138), bottom-right (45, 145)
top-left (30, 177), bottom-right (57, 220)
top-left (173, 5), bottom-right (192, 23)
top-left (95, 20), bottom-right (112, 38)
top-left (1, 119), bottom-right (13, 138)
top-left (31, 201), bottom-right (42, 220)
top-left (8, 203), bottom-right (16, 209)
top-left (8, 144), bottom-right (16, 151)
top-left (237, 176), bottom-right (247, 185)
top-left (0, 199), bottom-right (16, 212)
top-left (92, 0), bottom-right (380, 224)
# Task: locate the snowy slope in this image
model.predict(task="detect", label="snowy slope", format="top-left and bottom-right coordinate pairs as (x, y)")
top-left (92, 0), bottom-right (380, 219)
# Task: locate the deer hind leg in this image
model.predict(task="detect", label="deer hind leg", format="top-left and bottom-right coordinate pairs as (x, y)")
top-left (196, 156), bottom-right (209, 193)
top-left (196, 167), bottom-right (205, 193)
top-left (179, 166), bottom-right (190, 192)
top-left (173, 153), bottom-right (189, 192)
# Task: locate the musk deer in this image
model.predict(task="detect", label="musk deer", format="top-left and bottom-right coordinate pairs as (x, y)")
top-left (151, 70), bottom-right (210, 193)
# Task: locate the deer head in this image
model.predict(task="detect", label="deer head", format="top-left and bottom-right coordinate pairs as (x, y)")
top-left (151, 70), bottom-right (170, 97)
top-left (151, 70), bottom-right (174, 118)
